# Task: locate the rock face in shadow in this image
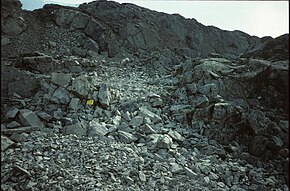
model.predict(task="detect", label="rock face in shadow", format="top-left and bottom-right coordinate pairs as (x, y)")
top-left (1, 0), bottom-right (289, 190)
top-left (242, 34), bottom-right (289, 61)
top-left (1, 0), bottom-right (27, 36)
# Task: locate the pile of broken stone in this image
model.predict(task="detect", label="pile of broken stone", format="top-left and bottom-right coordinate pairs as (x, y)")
top-left (1, 0), bottom-right (289, 190)
top-left (1, 51), bottom-right (289, 191)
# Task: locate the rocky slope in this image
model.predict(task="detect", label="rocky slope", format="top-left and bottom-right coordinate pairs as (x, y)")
top-left (1, 0), bottom-right (289, 190)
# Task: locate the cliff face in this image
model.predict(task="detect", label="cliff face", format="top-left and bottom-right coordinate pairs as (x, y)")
top-left (2, 0), bottom-right (288, 60)
top-left (1, 0), bottom-right (289, 190)
top-left (76, 1), bottom-right (261, 59)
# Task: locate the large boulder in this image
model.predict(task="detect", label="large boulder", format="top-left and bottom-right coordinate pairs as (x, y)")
top-left (1, 66), bottom-right (39, 98)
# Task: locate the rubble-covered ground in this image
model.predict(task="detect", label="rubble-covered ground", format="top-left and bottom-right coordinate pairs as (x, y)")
top-left (1, 0), bottom-right (289, 190)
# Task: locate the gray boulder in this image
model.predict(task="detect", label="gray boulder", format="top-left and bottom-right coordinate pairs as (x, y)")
top-left (65, 122), bottom-right (87, 136)
top-left (88, 120), bottom-right (109, 137)
top-left (18, 109), bottom-right (45, 128)
top-left (71, 76), bottom-right (90, 97)
top-left (51, 87), bottom-right (71, 104)
top-left (51, 73), bottom-right (72, 88)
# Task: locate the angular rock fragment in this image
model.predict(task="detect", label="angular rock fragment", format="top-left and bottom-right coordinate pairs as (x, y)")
top-left (118, 131), bottom-right (137, 143)
top-left (192, 95), bottom-right (209, 108)
top-left (168, 130), bottom-right (185, 142)
top-left (18, 109), bottom-right (45, 128)
top-left (36, 111), bottom-right (53, 121)
top-left (98, 83), bottom-right (111, 108)
top-left (65, 122), bottom-right (87, 136)
top-left (88, 120), bottom-right (109, 136)
top-left (170, 162), bottom-right (183, 174)
top-left (5, 108), bottom-right (19, 119)
top-left (139, 171), bottom-right (147, 182)
top-left (51, 72), bottom-right (72, 88)
top-left (139, 124), bottom-right (157, 134)
top-left (71, 76), bottom-right (90, 97)
top-left (69, 98), bottom-right (80, 110)
top-left (51, 87), bottom-right (71, 104)
top-left (1, 135), bottom-right (15, 151)
top-left (129, 116), bottom-right (143, 127)
top-left (156, 134), bottom-right (173, 149)
top-left (6, 121), bottom-right (21, 129)
top-left (212, 103), bottom-right (236, 120)
top-left (9, 132), bottom-right (25, 142)
top-left (139, 107), bottom-right (162, 124)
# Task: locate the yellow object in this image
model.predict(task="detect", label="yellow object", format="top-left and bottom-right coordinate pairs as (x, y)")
top-left (86, 100), bottom-right (94, 105)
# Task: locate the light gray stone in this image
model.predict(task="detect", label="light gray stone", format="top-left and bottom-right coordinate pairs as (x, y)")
top-left (170, 162), bottom-right (183, 174)
top-left (118, 131), bottom-right (137, 143)
top-left (139, 171), bottom-right (146, 182)
top-left (168, 130), bottom-right (185, 142)
top-left (139, 106), bottom-right (162, 124)
top-left (98, 83), bottom-right (111, 108)
top-left (129, 116), bottom-right (143, 127)
top-left (139, 124), bottom-right (157, 134)
top-left (69, 98), bottom-right (80, 111)
top-left (1, 126), bottom-right (39, 135)
top-left (184, 167), bottom-right (198, 178)
top-left (88, 120), bottom-right (108, 136)
top-left (156, 134), bottom-right (173, 149)
top-left (51, 72), bottom-right (72, 88)
top-left (71, 76), bottom-right (90, 97)
top-left (121, 111), bottom-right (131, 122)
top-left (1, 135), bottom-right (15, 151)
top-left (112, 115), bottom-right (121, 126)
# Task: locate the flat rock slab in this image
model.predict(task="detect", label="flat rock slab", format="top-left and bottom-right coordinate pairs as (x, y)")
top-left (71, 76), bottom-right (90, 97)
top-left (5, 108), bottom-right (19, 119)
top-left (51, 72), bottom-right (72, 88)
top-left (1, 126), bottom-right (40, 135)
top-left (65, 122), bottom-right (87, 136)
top-left (18, 109), bottom-right (45, 128)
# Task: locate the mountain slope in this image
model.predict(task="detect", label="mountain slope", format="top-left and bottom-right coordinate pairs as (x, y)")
top-left (1, 0), bottom-right (289, 190)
